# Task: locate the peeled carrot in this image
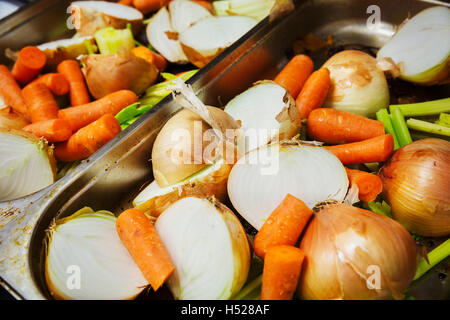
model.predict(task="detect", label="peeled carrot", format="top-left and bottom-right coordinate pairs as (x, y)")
top-left (29, 73), bottom-right (70, 96)
top-left (307, 108), bottom-right (385, 144)
top-left (274, 54), bottom-right (314, 99)
top-left (54, 114), bottom-right (121, 162)
top-left (192, 0), bottom-right (214, 13)
top-left (0, 65), bottom-right (29, 115)
top-left (296, 68), bottom-right (330, 120)
top-left (133, 0), bottom-right (170, 14)
top-left (261, 245), bottom-right (305, 300)
top-left (131, 46), bottom-right (167, 71)
top-left (22, 82), bottom-right (59, 123)
top-left (58, 90), bottom-right (138, 132)
top-left (23, 119), bottom-right (72, 142)
top-left (118, 0), bottom-right (133, 5)
top-left (325, 134), bottom-right (394, 165)
top-left (11, 46), bottom-right (47, 85)
top-left (345, 167), bottom-right (383, 202)
top-left (57, 60), bottom-right (90, 106)
top-left (116, 208), bottom-right (175, 291)
top-left (254, 194), bottom-right (312, 259)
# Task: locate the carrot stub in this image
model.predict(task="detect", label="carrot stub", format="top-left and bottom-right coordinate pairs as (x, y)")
top-left (325, 134), bottom-right (394, 165)
top-left (0, 65), bottom-right (29, 115)
top-left (254, 194), bottom-right (312, 259)
top-left (345, 167), bottom-right (383, 202)
top-left (274, 54), bottom-right (314, 99)
top-left (131, 46), bottom-right (167, 71)
top-left (54, 114), bottom-right (121, 162)
top-left (296, 67), bottom-right (331, 120)
top-left (261, 245), bottom-right (305, 300)
top-left (23, 119), bottom-right (72, 142)
top-left (11, 46), bottom-right (47, 85)
top-left (116, 208), bottom-right (175, 291)
top-left (57, 60), bottom-right (90, 106)
top-left (133, 0), bottom-right (170, 14)
top-left (307, 108), bottom-right (385, 144)
top-left (22, 82), bottom-right (59, 123)
top-left (30, 73), bottom-right (70, 96)
top-left (58, 89), bottom-right (138, 132)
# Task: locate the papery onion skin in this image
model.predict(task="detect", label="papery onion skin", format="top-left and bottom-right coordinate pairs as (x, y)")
top-left (298, 203), bottom-right (418, 300)
top-left (0, 107), bottom-right (29, 130)
top-left (379, 138), bottom-right (450, 237)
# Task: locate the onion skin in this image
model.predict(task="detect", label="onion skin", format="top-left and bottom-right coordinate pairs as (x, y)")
top-left (379, 138), bottom-right (450, 237)
top-left (0, 107), bottom-right (30, 130)
top-left (298, 203), bottom-right (417, 300)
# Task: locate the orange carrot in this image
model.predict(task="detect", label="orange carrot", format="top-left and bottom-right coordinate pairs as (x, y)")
top-left (0, 65), bottom-right (29, 115)
top-left (296, 68), bottom-right (330, 120)
top-left (22, 82), bottom-right (59, 123)
top-left (261, 245), bottom-right (305, 300)
top-left (345, 168), bottom-right (383, 202)
top-left (118, 0), bottom-right (133, 5)
top-left (11, 46), bottom-right (47, 85)
top-left (254, 194), bottom-right (312, 259)
top-left (58, 90), bottom-right (138, 132)
top-left (116, 208), bottom-right (175, 291)
top-left (307, 108), bottom-right (385, 144)
top-left (192, 0), bottom-right (214, 13)
top-left (131, 46), bottom-right (167, 71)
top-left (23, 119), bottom-right (72, 142)
top-left (133, 0), bottom-right (170, 14)
top-left (274, 54), bottom-right (314, 99)
top-left (57, 60), bottom-right (90, 106)
top-left (325, 134), bottom-right (394, 165)
top-left (54, 114), bottom-right (121, 162)
top-left (29, 73), bottom-right (70, 96)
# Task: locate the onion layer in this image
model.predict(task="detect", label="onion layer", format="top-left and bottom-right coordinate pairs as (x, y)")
top-left (379, 138), bottom-right (450, 237)
top-left (0, 107), bottom-right (29, 130)
top-left (298, 203), bottom-right (417, 300)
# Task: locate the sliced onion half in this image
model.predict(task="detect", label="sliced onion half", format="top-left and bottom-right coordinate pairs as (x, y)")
top-left (169, 0), bottom-right (212, 34)
top-left (45, 207), bottom-right (148, 300)
top-left (155, 196), bottom-right (250, 300)
top-left (377, 6), bottom-right (450, 85)
top-left (0, 129), bottom-right (56, 202)
top-left (224, 81), bottom-right (300, 154)
top-left (227, 142), bottom-right (349, 230)
top-left (38, 36), bottom-right (96, 68)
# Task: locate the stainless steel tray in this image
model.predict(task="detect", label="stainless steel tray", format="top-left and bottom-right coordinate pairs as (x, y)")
top-left (0, 0), bottom-right (449, 300)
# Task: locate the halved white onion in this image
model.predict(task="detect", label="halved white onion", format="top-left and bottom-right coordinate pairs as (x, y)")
top-left (377, 6), bottom-right (450, 85)
top-left (45, 208), bottom-right (148, 300)
top-left (0, 129), bottom-right (56, 201)
top-left (37, 37), bottom-right (96, 68)
top-left (227, 142), bottom-right (349, 230)
top-left (224, 81), bottom-right (300, 154)
top-left (155, 196), bottom-right (250, 300)
top-left (169, 0), bottom-right (212, 34)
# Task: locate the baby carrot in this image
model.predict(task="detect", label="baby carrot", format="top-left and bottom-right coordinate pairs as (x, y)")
top-left (54, 114), bottom-right (121, 162)
top-left (192, 0), bottom-right (214, 13)
top-left (22, 82), bottom-right (59, 123)
top-left (131, 46), bottom-right (167, 71)
top-left (29, 73), bottom-right (70, 96)
top-left (261, 245), bottom-right (305, 300)
top-left (133, 0), bottom-right (170, 14)
top-left (345, 167), bottom-right (383, 202)
top-left (23, 119), bottom-right (72, 142)
top-left (11, 46), bottom-right (47, 85)
top-left (307, 108), bottom-right (385, 144)
top-left (57, 60), bottom-right (90, 106)
top-left (274, 54), bottom-right (313, 99)
top-left (296, 68), bottom-right (331, 120)
top-left (325, 134), bottom-right (394, 165)
top-left (0, 65), bottom-right (29, 115)
top-left (58, 90), bottom-right (138, 132)
top-left (118, 0), bottom-right (133, 5)
top-left (116, 208), bottom-right (175, 291)
top-left (254, 194), bottom-right (312, 259)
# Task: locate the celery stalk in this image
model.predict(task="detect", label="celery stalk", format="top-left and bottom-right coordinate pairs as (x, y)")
top-left (406, 118), bottom-right (450, 137)
top-left (115, 103), bottom-right (139, 124)
top-left (390, 98), bottom-right (450, 116)
top-left (376, 108), bottom-right (400, 150)
top-left (435, 113), bottom-right (450, 128)
top-left (366, 200), bottom-right (392, 218)
top-left (232, 274), bottom-right (262, 300)
top-left (413, 239), bottom-right (450, 281)
top-left (94, 27), bottom-right (135, 55)
top-left (390, 107), bottom-right (412, 147)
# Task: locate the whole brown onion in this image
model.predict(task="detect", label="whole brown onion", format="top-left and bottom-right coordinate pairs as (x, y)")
top-left (298, 203), bottom-right (417, 300)
top-left (379, 138), bottom-right (450, 237)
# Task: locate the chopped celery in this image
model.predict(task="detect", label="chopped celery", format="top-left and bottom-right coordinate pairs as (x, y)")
top-left (161, 72), bottom-right (178, 81)
top-left (115, 103), bottom-right (139, 124)
top-left (94, 27), bottom-right (135, 55)
top-left (366, 200), bottom-right (392, 218)
top-left (376, 108), bottom-right (400, 150)
top-left (364, 162), bottom-right (379, 172)
top-left (390, 98), bottom-right (450, 117)
top-left (435, 113), bottom-right (450, 128)
top-left (414, 239), bottom-right (450, 281)
top-left (83, 38), bottom-right (95, 54)
top-left (232, 274), bottom-right (262, 300)
top-left (390, 106), bottom-right (412, 147)
top-left (406, 118), bottom-right (450, 137)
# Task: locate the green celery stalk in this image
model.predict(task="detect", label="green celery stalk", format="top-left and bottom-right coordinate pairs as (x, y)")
top-left (390, 106), bottom-right (412, 147)
top-left (364, 162), bottom-right (379, 172)
top-left (366, 200), bottom-right (392, 218)
top-left (83, 39), bottom-right (95, 55)
top-left (435, 113), bottom-right (450, 128)
top-left (390, 98), bottom-right (450, 117)
top-left (414, 239), bottom-right (450, 281)
top-left (376, 108), bottom-right (400, 150)
top-left (115, 103), bottom-right (139, 124)
top-left (407, 118), bottom-right (450, 137)
top-left (232, 274), bottom-right (262, 300)
top-left (135, 104), bottom-right (153, 116)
